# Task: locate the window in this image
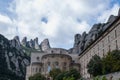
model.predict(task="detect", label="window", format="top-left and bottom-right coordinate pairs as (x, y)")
top-left (39, 68), bottom-right (41, 72)
top-left (98, 44), bottom-right (99, 51)
top-left (108, 36), bottom-right (110, 43)
top-left (72, 60), bottom-right (75, 63)
top-left (103, 49), bottom-right (104, 56)
top-left (51, 50), bottom-right (54, 53)
top-left (32, 68), bottom-right (34, 72)
top-left (116, 40), bottom-right (118, 50)
top-left (102, 41), bottom-right (104, 47)
top-left (63, 62), bottom-right (67, 66)
top-left (109, 45), bottom-right (111, 52)
top-left (63, 67), bottom-right (66, 71)
top-left (36, 67), bottom-right (38, 72)
top-left (36, 56), bottom-right (40, 61)
top-left (115, 30), bottom-right (117, 38)
top-left (48, 62), bottom-right (51, 65)
top-left (55, 61), bottom-right (59, 66)
top-left (60, 50), bottom-right (62, 54)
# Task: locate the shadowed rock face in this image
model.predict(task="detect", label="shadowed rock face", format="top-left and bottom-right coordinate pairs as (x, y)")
top-left (21, 37), bottom-right (40, 50)
top-left (40, 39), bottom-right (51, 51)
top-left (69, 11), bottom-right (119, 54)
top-left (107, 15), bottom-right (117, 23)
top-left (118, 8), bottom-right (120, 16)
top-left (34, 37), bottom-right (40, 49)
top-left (10, 36), bottom-right (21, 50)
top-left (0, 34), bottom-right (30, 80)
top-left (21, 37), bottom-right (27, 47)
top-left (74, 34), bottom-right (81, 47)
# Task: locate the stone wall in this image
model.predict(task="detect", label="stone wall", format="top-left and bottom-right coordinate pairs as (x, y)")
top-left (41, 54), bottom-right (72, 73)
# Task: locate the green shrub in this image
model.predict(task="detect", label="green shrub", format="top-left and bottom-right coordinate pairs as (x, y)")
top-left (29, 73), bottom-right (46, 80)
top-left (63, 76), bottom-right (75, 80)
top-left (101, 76), bottom-right (107, 80)
top-left (102, 50), bottom-right (120, 74)
top-left (49, 68), bottom-right (61, 80)
top-left (87, 50), bottom-right (120, 77)
top-left (87, 54), bottom-right (102, 76)
top-left (55, 68), bottom-right (81, 80)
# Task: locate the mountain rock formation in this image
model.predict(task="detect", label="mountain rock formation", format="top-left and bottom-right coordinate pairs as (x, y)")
top-left (21, 37), bottom-right (41, 50)
top-left (0, 34), bottom-right (30, 80)
top-left (69, 10), bottom-right (120, 54)
top-left (40, 39), bottom-right (51, 51)
top-left (21, 37), bottom-right (27, 47)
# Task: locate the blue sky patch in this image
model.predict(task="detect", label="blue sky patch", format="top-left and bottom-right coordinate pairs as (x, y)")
top-left (41, 17), bottom-right (48, 24)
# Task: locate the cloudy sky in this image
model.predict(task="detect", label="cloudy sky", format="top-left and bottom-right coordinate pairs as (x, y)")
top-left (0, 0), bottom-right (120, 49)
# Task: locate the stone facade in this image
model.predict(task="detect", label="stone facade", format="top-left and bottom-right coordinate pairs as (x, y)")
top-left (26, 49), bottom-right (79, 80)
top-left (78, 15), bottom-right (120, 79)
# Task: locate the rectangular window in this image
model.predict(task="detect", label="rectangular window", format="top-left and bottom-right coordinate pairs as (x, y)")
top-left (116, 40), bottom-right (118, 50)
top-left (103, 49), bottom-right (104, 57)
top-left (115, 30), bottom-right (117, 38)
top-left (39, 68), bottom-right (41, 72)
top-left (109, 45), bottom-right (111, 52)
top-left (108, 36), bottom-right (110, 43)
top-left (103, 41), bottom-right (104, 47)
top-left (32, 68), bottom-right (34, 72)
top-left (36, 68), bottom-right (38, 72)
top-left (98, 44), bottom-right (99, 51)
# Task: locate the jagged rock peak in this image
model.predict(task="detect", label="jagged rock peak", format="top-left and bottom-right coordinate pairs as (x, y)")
top-left (34, 37), bottom-right (38, 44)
top-left (21, 37), bottom-right (27, 47)
top-left (34, 37), bottom-right (40, 49)
top-left (118, 8), bottom-right (120, 16)
top-left (81, 31), bottom-right (87, 40)
top-left (28, 39), bottom-right (34, 48)
top-left (89, 24), bottom-right (101, 33)
top-left (74, 34), bottom-right (81, 47)
top-left (14, 36), bottom-right (20, 43)
top-left (10, 36), bottom-right (21, 50)
top-left (40, 38), bottom-right (51, 51)
top-left (107, 15), bottom-right (117, 23)
top-left (21, 37), bottom-right (41, 50)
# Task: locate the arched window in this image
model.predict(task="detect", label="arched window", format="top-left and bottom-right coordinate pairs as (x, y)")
top-left (51, 50), bottom-right (54, 53)
top-left (55, 61), bottom-right (59, 68)
top-left (32, 68), bottom-right (34, 72)
top-left (60, 50), bottom-right (62, 54)
top-left (63, 62), bottom-right (67, 66)
top-left (36, 56), bottom-right (40, 61)
top-left (36, 67), bottom-right (38, 72)
top-left (48, 62), bottom-right (51, 66)
top-left (39, 68), bottom-right (41, 72)
top-left (55, 61), bottom-right (59, 66)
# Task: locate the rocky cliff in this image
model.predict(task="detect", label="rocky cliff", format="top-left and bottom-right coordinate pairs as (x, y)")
top-left (40, 39), bottom-right (51, 51)
top-left (21, 37), bottom-right (41, 50)
top-left (69, 10), bottom-right (120, 54)
top-left (0, 34), bottom-right (30, 80)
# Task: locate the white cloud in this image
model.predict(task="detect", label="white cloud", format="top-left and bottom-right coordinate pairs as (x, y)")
top-left (1, 0), bottom-right (119, 49)
top-left (0, 14), bottom-right (12, 24)
top-left (97, 4), bottom-right (120, 23)
top-left (0, 14), bottom-right (17, 39)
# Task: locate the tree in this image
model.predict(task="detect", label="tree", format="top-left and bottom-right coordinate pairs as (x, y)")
top-left (49, 68), bottom-right (61, 80)
top-left (63, 76), bottom-right (75, 80)
top-left (64, 69), bottom-right (80, 80)
top-left (55, 68), bottom-right (81, 80)
top-left (87, 54), bottom-right (102, 77)
top-left (102, 50), bottom-right (120, 74)
top-left (29, 73), bottom-right (46, 80)
top-left (55, 72), bottom-right (66, 80)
